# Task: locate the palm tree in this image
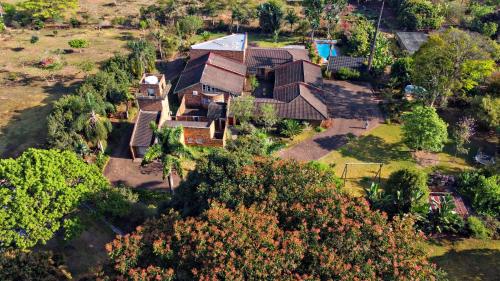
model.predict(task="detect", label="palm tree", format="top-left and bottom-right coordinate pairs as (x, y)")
top-left (142, 125), bottom-right (192, 193)
top-left (74, 93), bottom-right (112, 152)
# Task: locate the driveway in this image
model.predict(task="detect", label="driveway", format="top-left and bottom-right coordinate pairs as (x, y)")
top-left (104, 121), bottom-right (180, 190)
top-left (278, 80), bottom-right (383, 161)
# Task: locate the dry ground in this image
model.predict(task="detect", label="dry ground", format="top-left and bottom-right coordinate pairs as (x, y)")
top-left (0, 28), bottom-right (140, 157)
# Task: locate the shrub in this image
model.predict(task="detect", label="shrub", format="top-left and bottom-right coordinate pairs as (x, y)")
top-left (336, 67), bottom-right (360, 80)
top-left (314, 126), bottom-right (326, 133)
top-left (0, 19), bottom-right (5, 33)
top-left (467, 216), bottom-right (491, 239)
top-left (385, 168), bottom-right (430, 215)
top-left (30, 35), bottom-right (39, 44)
top-left (279, 119), bottom-right (303, 138)
top-left (391, 57), bottom-right (414, 87)
top-left (398, 0), bottom-right (444, 31)
top-left (68, 39), bottom-right (90, 50)
top-left (92, 185), bottom-right (139, 220)
top-left (32, 19), bottom-right (45, 30)
top-left (69, 17), bottom-right (81, 28)
top-left (63, 217), bottom-right (85, 241)
top-left (457, 171), bottom-right (499, 217)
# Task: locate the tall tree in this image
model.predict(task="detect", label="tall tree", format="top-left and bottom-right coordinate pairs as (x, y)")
top-left (451, 117), bottom-right (475, 157)
top-left (401, 106), bottom-right (448, 152)
top-left (142, 125), bottom-right (192, 193)
top-left (284, 8), bottom-right (299, 31)
top-left (127, 40), bottom-right (157, 79)
top-left (324, 0), bottom-right (347, 39)
top-left (0, 250), bottom-right (71, 280)
top-left (257, 0), bottom-right (284, 35)
top-left (107, 155), bottom-right (447, 280)
top-left (0, 149), bottom-right (109, 249)
top-left (303, 0), bottom-right (323, 40)
top-left (74, 93), bottom-right (112, 152)
top-left (412, 28), bottom-right (498, 106)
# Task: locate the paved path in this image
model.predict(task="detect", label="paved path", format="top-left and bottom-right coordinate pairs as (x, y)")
top-left (104, 121), bottom-right (180, 190)
top-left (279, 80), bottom-right (383, 161)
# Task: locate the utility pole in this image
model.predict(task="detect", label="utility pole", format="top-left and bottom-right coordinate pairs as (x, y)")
top-left (367, 0), bottom-right (385, 71)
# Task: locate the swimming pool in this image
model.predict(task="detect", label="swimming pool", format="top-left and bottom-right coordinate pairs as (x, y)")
top-left (315, 40), bottom-right (337, 61)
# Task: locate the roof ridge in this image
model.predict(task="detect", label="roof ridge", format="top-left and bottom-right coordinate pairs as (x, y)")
top-left (295, 83), bottom-right (328, 119)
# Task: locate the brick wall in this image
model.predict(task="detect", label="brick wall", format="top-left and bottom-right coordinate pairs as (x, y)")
top-left (182, 122), bottom-right (224, 147)
top-left (190, 49), bottom-right (245, 63)
top-left (138, 74), bottom-right (169, 98)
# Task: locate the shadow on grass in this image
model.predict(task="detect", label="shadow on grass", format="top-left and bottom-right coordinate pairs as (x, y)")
top-left (0, 78), bottom-right (80, 158)
top-left (339, 135), bottom-right (411, 163)
top-left (430, 249), bottom-right (500, 281)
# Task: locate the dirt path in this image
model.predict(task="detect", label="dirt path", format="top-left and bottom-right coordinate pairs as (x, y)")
top-left (279, 80), bottom-right (384, 161)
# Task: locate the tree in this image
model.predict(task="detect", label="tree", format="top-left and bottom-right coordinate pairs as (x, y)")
top-left (303, 0), bottom-right (323, 40)
top-left (142, 125), bottom-right (192, 193)
top-left (202, 0), bottom-right (226, 26)
top-left (107, 156), bottom-right (446, 280)
top-left (324, 0), bottom-right (347, 39)
top-left (385, 168), bottom-right (430, 215)
top-left (390, 56), bottom-right (414, 87)
top-left (177, 15), bottom-right (203, 37)
top-left (344, 16), bottom-right (374, 57)
top-left (398, 0), bottom-right (444, 31)
top-left (451, 117), bottom-right (475, 157)
top-left (0, 149), bottom-right (109, 249)
top-left (127, 40), bottom-right (156, 78)
top-left (0, 250), bottom-right (71, 280)
top-left (74, 93), bottom-right (112, 152)
top-left (412, 28), bottom-right (498, 106)
top-left (68, 38), bottom-right (89, 53)
top-left (257, 0), bottom-right (284, 35)
top-left (474, 95), bottom-right (499, 129)
top-left (257, 103), bottom-right (279, 131)
top-left (401, 106), bottom-right (448, 152)
top-left (371, 34), bottom-right (393, 74)
top-left (284, 8), bottom-right (299, 31)
top-left (230, 95), bottom-right (255, 123)
top-left (18, 0), bottom-right (78, 21)
top-left (229, 1), bottom-right (255, 33)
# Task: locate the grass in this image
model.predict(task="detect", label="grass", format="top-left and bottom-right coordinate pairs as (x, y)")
top-left (39, 211), bottom-right (116, 280)
top-left (423, 238), bottom-right (500, 281)
top-left (318, 124), bottom-right (474, 196)
top-left (247, 33), bottom-right (303, 48)
top-left (0, 28), bottom-right (140, 157)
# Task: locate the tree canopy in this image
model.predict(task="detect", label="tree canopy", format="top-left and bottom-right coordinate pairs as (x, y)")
top-left (0, 149), bottom-right (109, 249)
top-left (106, 152), bottom-right (446, 280)
top-left (401, 106), bottom-right (448, 152)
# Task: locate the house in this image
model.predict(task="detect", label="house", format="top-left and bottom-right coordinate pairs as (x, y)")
top-left (129, 74), bottom-right (171, 160)
top-left (131, 33), bottom-right (333, 153)
top-left (254, 59), bottom-right (330, 127)
top-left (169, 51), bottom-right (247, 147)
top-left (246, 47), bottom-right (309, 79)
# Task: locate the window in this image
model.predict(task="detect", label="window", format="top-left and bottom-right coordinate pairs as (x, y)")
top-left (196, 138), bottom-right (204, 144)
top-left (147, 88), bottom-right (155, 96)
top-left (187, 137), bottom-right (194, 143)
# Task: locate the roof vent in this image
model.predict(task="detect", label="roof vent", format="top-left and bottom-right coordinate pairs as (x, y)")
top-left (144, 75), bottom-right (159, 85)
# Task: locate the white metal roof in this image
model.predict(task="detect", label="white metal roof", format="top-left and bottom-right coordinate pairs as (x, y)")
top-left (191, 34), bottom-right (246, 51)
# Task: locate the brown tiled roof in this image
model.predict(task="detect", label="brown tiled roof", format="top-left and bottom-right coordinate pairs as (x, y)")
top-left (274, 60), bottom-right (323, 88)
top-left (130, 111), bottom-right (159, 147)
top-left (245, 48), bottom-right (309, 69)
top-left (328, 56), bottom-right (366, 72)
top-left (175, 53), bottom-right (246, 94)
top-left (255, 83), bottom-right (328, 121)
top-left (137, 98), bottom-right (163, 111)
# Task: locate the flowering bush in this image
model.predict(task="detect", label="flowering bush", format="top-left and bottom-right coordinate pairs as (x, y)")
top-left (106, 155), bottom-right (447, 280)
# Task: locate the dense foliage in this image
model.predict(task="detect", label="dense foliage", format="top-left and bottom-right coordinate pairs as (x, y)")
top-left (398, 0), bottom-right (444, 31)
top-left (257, 0), bottom-right (284, 34)
top-left (0, 250), bottom-right (71, 281)
top-left (0, 149), bottom-right (108, 249)
top-left (385, 168), bottom-right (430, 215)
top-left (401, 106), bottom-right (448, 152)
top-left (457, 171), bottom-right (499, 217)
top-left (106, 153), bottom-right (446, 280)
top-left (412, 28), bottom-right (498, 106)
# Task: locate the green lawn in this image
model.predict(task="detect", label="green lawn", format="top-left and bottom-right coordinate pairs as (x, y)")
top-left (424, 238), bottom-right (500, 281)
top-left (247, 33), bottom-right (303, 48)
top-left (318, 124), bottom-right (473, 196)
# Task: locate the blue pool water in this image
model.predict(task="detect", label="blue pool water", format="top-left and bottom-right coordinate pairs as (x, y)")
top-left (316, 42), bottom-right (337, 60)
